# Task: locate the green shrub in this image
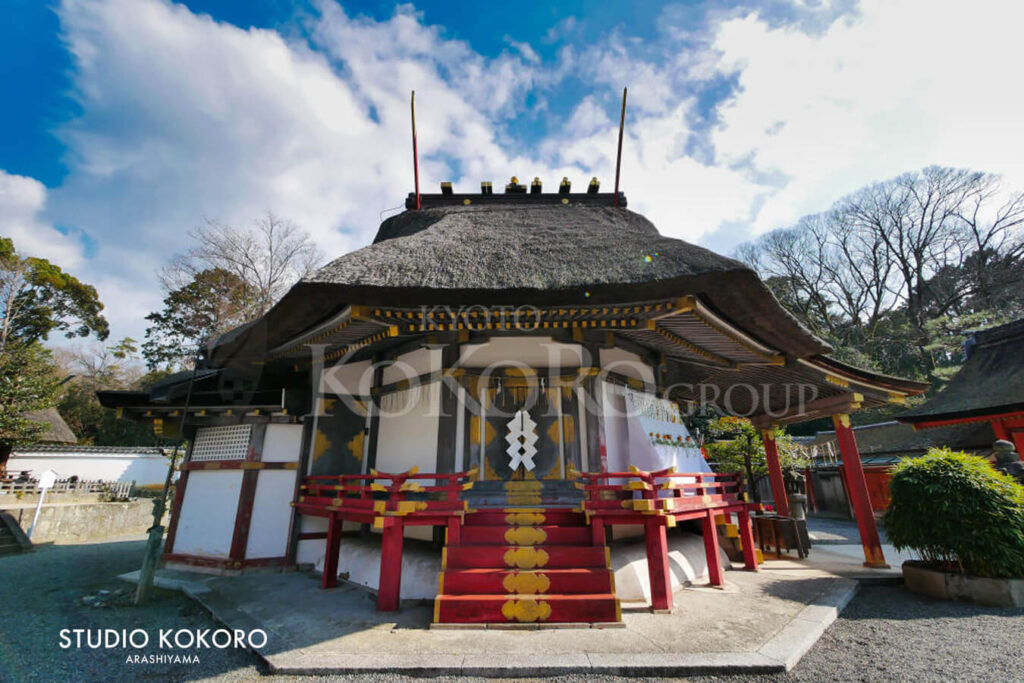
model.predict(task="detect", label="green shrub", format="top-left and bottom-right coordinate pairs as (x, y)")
top-left (883, 448), bottom-right (1024, 578)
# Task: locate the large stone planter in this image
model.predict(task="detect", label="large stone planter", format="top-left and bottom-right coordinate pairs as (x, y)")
top-left (903, 560), bottom-right (1024, 607)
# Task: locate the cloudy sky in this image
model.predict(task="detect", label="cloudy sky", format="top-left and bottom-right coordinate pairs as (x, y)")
top-left (4, 0), bottom-right (1024, 346)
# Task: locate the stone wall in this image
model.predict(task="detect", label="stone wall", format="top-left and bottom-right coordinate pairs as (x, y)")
top-left (5, 500), bottom-right (162, 544)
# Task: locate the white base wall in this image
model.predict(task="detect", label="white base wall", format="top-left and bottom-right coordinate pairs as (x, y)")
top-left (174, 470), bottom-right (244, 558)
top-left (8, 451), bottom-right (171, 487)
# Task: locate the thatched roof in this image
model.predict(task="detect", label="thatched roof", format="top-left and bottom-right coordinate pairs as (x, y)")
top-left (217, 202), bottom-right (831, 360)
top-left (810, 420), bottom-right (995, 464)
top-left (900, 318), bottom-right (1024, 424)
top-left (23, 408), bottom-right (77, 444)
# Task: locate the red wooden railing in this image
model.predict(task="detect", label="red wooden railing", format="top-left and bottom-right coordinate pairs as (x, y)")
top-left (294, 467), bottom-right (475, 610)
top-left (573, 465), bottom-right (760, 612)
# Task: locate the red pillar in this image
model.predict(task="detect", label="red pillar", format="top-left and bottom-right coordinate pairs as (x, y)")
top-left (644, 516), bottom-right (672, 612)
top-left (322, 515), bottom-right (343, 589)
top-left (701, 510), bottom-right (725, 586)
top-left (378, 517), bottom-right (405, 611)
top-left (833, 414), bottom-right (888, 568)
top-left (992, 419), bottom-right (1010, 441)
top-left (446, 516), bottom-right (461, 546)
top-left (761, 429), bottom-right (791, 516)
top-left (591, 516), bottom-right (606, 547)
top-left (737, 507), bottom-right (759, 571)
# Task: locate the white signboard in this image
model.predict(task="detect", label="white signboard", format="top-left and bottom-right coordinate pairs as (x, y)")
top-left (37, 469), bottom-right (58, 490)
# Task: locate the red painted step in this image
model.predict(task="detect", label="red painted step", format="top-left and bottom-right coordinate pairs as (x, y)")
top-left (435, 593), bottom-right (620, 624)
top-left (441, 568), bottom-right (614, 595)
top-left (463, 510), bottom-right (586, 527)
top-left (444, 544), bottom-right (609, 570)
top-left (460, 525), bottom-right (591, 546)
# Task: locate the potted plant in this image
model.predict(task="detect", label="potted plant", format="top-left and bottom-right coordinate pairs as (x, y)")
top-left (884, 448), bottom-right (1024, 607)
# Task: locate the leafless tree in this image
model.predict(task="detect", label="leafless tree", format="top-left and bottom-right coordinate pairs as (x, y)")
top-left (160, 212), bottom-right (324, 322)
top-left (737, 166), bottom-right (1024, 351)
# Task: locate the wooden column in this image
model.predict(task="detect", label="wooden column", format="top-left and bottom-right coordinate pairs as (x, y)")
top-left (229, 422), bottom-right (266, 565)
top-left (321, 515), bottom-right (343, 589)
top-left (761, 429), bottom-right (791, 516)
top-left (737, 507), bottom-right (759, 571)
top-left (832, 413), bottom-right (888, 568)
top-left (644, 516), bottom-right (672, 612)
top-left (701, 510), bottom-right (725, 586)
top-left (378, 517), bottom-right (405, 611)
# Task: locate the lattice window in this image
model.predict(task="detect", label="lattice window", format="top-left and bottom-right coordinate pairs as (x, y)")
top-left (190, 424), bottom-right (253, 462)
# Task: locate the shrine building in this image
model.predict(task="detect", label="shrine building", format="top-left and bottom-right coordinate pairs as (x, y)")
top-left (100, 179), bottom-right (928, 625)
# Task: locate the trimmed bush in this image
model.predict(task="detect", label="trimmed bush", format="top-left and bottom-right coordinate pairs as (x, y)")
top-left (884, 448), bottom-right (1024, 578)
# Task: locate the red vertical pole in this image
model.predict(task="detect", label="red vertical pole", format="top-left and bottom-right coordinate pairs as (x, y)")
top-left (591, 516), bottom-right (606, 546)
top-left (322, 515), bottom-right (343, 589)
top-left (446, 516), bottom-right (461, 547)
top-left (613, 87), bottom-right (627, 207)
top-left (644, 516), bottom-right (672, 612)
top-left (833, 414), bottom-right (888, 568)
top-left (804, 466), bottom-right (818, 513)
top-left (992, 419), bottom-right (1010, 441)
top-left (378, 517), bottom-right (405, 611)
top-left (737, 507), bottom-right (759, 571)
top-left (411, 91), bottom-right (421, 210)
top-left (761, 429), bottom-right (791, 516)
top-left (701, 510), bottom-right (725, 586)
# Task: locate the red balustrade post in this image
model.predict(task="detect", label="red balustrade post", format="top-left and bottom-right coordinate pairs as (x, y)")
top-left (322, 515), bottom-right (343, 589)
top-left (446, 515), bottom-right (461, 546)
top-left (701, 509), bottom-right (725, 586)
top-left (737, 506), bottom-right (759, 571)
top-left (644, 516), bottom-right (673, 612)
top-left (833, 414), bottom-right (888, 568)
top-left (761, 429), bottom-right (791, 516)
top-left (590, 516), bottom-right (606, 546)
top-left (378, 517), bottom-right (405, 611)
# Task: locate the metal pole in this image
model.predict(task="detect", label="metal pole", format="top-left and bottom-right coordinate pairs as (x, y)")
top-left (135, 355), bottom-right (200, 605)
top-left (613, 87), bottom-right (627, 207)
top-left (26, 487), bottom-right (46, 540)
top-left (411, 90), bottom-right (421, 210)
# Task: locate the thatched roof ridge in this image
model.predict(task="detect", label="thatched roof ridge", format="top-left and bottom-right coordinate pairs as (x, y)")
top-left (210, 203), bottom-right (831, 360)
top-left (311, 204), bottom-right (744, 291)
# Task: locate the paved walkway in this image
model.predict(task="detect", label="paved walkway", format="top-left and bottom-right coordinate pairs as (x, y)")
top-left (125, 542), bottom-right (862, 676)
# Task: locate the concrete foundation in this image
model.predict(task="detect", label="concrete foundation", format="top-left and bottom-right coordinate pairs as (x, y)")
top-left (310, 530), bottom-right (728, 602)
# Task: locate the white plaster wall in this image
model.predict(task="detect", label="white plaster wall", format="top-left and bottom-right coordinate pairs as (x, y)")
top-left (375, 383), bottom-right (441, 473)
top-left (262, 423), bottom-right (302, 462)
top-left (383, 347), bottom-right (441, 384)
top-left (8, 452), bottom-right (171, 486)
top-left (320, 359), bottom-right (374, 396)
top-left (245, 470), bottom-right (297, 559)
top-left (174, 470), bottom-right (243, 558)
top-left (600, 347), bottom-right (656, 386)
top-left (601, 382), bottom-right (631, 473)
top-left (314, 536), bottom-right (441, 599)
top-left (459, 337), bottom-right (583, 369)
top-left (612, 531), bottom-right (731, 602)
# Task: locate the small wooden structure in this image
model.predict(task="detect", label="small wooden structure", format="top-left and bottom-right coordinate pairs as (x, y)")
top-left (900, 318), bottom-right (1024, 456)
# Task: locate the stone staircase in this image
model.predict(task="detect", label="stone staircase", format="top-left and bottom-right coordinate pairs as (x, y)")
top-left (433, 501), bottom-right (620, 625)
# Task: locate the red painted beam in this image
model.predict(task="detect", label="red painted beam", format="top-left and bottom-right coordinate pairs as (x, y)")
top-left (833, 413), bottom-right (888, 568)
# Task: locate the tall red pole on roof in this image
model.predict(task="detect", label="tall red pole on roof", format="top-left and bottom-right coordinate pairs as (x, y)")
top-left (411, 90), bottom-right (421, 210)
top-left (613, 87), bottom-right (627, 207)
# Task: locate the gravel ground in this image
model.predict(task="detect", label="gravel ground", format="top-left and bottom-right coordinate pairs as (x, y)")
top-left (1, 538), bottom-right (1021, 682)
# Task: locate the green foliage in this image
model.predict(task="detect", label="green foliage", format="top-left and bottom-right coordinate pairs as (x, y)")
top-left (704, 417), bottom-right (808, 501)
top-left (0, 236), bottom-right (109, 349)
top-left (143, 268), bottom-right (247, 370)
top-left (883, 448), bottom-right (1024, 578)
top-left (0, 342), bottom-right (61, 446)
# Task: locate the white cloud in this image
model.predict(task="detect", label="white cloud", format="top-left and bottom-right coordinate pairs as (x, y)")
top-left (709, 0), bottom-right (1024, 232)
top-left (0, 170), bottom-right (84, 267)
top-left (39, 0), bottom-right (1024, 348)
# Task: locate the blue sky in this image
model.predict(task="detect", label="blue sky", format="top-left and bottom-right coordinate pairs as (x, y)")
top-left (3, 0), bottom-right (1024, 346)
